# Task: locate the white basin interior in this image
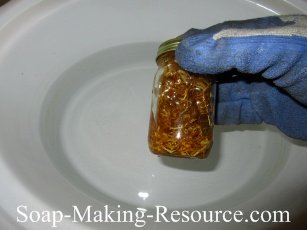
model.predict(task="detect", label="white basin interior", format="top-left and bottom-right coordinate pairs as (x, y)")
top-left (0, 1), bottom-right (306, 230)
top-left (39, 42), bottom-right (288, 210)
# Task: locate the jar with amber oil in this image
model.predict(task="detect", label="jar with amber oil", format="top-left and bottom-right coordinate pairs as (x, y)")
top-left (148, 37), bottom-right (215, 159)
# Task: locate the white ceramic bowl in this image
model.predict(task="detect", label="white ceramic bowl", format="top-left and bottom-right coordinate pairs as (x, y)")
top-left (0, 0), bottom-right (306, 229)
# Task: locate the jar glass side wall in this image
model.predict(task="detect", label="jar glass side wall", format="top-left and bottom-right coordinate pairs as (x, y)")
top-left (148, 51), bottom-right (214, 159)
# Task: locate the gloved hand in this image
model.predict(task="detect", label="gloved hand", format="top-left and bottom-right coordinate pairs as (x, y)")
top-left (175, 15), bottom-right (307, 140)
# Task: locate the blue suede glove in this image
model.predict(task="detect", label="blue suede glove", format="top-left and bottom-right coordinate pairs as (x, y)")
top-left (176, 15), bottom-right (307, 140)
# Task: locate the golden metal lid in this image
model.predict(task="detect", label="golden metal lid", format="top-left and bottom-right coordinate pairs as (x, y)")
top-left (157, 36), bottom-right (182, 58)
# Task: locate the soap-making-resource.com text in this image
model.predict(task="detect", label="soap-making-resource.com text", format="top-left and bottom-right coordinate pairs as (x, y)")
top-left (16, 204), bottom-right (291, 228)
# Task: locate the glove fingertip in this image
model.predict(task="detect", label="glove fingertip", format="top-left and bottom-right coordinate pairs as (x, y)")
top-left (176, 36), bottom-right (213, 74)
top-left (175, 41), bottom-right (195, 71)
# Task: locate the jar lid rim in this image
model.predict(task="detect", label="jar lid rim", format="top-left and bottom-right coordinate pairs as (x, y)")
top-left (157, 36), bottom-right (182, 58)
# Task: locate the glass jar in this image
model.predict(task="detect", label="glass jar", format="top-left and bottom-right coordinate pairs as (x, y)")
top-left (148, 37), bottom-right (215, 159)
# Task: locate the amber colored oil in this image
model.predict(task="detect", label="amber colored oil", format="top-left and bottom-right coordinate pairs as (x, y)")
top-left (148, 51), bottom-right (214, 159)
